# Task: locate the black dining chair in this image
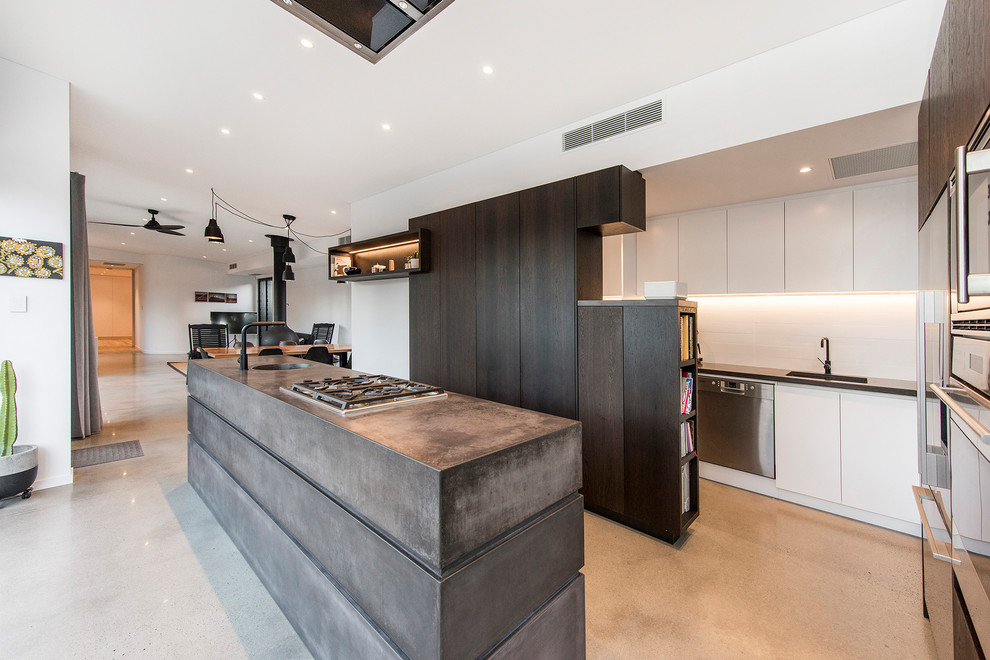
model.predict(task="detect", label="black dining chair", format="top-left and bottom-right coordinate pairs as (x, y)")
top-left (308, 323), bottom-right (335, 345)
top-left (258, 348), bottom-right (283, 356)
top-left (303, 346), bottom-right (332, 364)
top-left (188, 323), bottom-right (228, 358)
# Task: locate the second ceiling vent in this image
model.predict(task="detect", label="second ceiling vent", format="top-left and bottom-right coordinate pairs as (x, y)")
top-left (562, 99), bottom-right (664, 152)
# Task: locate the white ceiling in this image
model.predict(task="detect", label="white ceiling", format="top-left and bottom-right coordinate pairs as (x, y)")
top-left (1, 0), bottom-right (910, 264)
top-left (642, 102), bottom-right (921, 217)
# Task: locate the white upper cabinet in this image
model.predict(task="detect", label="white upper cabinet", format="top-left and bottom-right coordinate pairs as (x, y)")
top-left (853, 181), bottom-right (918, 291)
top-left (636, 215), bottom-right (678, 297)
top-left (785, 191), bottom-right (854, 292)
top-left (678, 209), bottom-right (727, 294)
top-left (727, 201), bottom-right (784, 294)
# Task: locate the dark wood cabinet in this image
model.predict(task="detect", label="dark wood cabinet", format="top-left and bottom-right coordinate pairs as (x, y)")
top-left (409, 215), bottom-right (442, 386)
top-left (520, 179), bottom-right (578, 419)
top-left (440, 204), bottom-right (477, 397)
top-left (918, 0), bottom-right (990, 222)
top-left (408, 164), bottom-right (643, 422)
top-left (578, 300), bottom-right (699, 544)
top-left (575, 165), bottom-right (646, 235)
top-left (475, 193), bottom-right (520, 406)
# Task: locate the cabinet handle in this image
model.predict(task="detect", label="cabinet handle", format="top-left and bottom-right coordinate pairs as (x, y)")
top-left (912, 486), bottom-right (959, 565)
top-left (930, 384), bottom-right (990, 444)
top-left (956, 146), bottom-right (970, 303)
top-left (953, 146), bottom-right (990, 303)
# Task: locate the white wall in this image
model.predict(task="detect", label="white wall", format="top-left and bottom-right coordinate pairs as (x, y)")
top-left (286, 263), bottom-right (352, 344)
top-left (348, 0), bottom-right (942, 376)
top-left (695, 293), bottom-right (917, 380)
top-left (136, 254), bottom-right (255, 354)
top-left (0, 57), bottom-right (72, 490)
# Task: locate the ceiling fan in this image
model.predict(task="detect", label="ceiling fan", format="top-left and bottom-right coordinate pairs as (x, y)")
top-left (90, 209), bottom-right (186, 236)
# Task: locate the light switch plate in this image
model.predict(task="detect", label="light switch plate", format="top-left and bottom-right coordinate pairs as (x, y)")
top-left (9, 295), bottom-right (27, 313)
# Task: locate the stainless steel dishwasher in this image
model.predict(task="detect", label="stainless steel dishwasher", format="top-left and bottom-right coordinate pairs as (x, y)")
top-left (697, 376), bottom-right (775, 478)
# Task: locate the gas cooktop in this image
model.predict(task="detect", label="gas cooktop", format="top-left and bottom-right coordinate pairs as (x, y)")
top-left (281, 375), bottom-right (446, 415)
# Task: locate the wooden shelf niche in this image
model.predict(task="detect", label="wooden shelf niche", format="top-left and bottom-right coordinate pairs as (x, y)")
top-left (329, 229), bottom-right (428, 282)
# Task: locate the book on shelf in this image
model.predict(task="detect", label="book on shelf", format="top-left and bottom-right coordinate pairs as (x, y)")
top-left (679, 420), bottom-right (695, 456)
top-left (681, 463), bottom-right (691, 513)
top-left (680, 371), bottom-right (694, 414)
top-left (679, 314), bottom-right (695, 361)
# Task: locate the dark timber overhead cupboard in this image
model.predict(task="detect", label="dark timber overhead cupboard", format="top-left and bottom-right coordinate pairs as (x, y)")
top-left (407, 164), bottom-right (700, 543)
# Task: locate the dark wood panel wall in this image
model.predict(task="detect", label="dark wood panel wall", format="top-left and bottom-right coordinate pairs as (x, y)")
top-left (919, 0), bottom-right (990, 225)
top-left (475, 193), bottom-right (521, 406)
top-left (409, 165), bottom-right (644, 420)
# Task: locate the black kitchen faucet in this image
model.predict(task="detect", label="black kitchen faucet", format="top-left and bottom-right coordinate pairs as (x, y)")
top-left (819, 337), bottom-right (832, 374)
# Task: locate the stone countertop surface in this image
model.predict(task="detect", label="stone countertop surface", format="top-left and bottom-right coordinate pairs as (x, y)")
top-left (188, 356), bottom-right (580, 471)
top-left (698, 362), bottom-right (917, 397)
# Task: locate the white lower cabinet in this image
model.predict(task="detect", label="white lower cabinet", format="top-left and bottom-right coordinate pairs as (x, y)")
top-left (775, 384), bottom-right (918, 523)
top-left (775, 385), bottom-right (842, 503)
top-left (839, 392), bottom-right (919, 523)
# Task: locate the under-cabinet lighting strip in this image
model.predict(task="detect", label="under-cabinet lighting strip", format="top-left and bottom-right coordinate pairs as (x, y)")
top-left (347, 239), bottom-right (418, 254)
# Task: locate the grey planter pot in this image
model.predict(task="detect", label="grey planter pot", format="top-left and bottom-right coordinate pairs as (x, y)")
top-left (0, 445), bottom-right (38, 500)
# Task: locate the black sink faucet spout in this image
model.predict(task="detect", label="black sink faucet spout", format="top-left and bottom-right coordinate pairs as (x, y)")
top-left (819, 337), bottom-right (832, 375)
top-left (239, 322), bottom-right (285, 370)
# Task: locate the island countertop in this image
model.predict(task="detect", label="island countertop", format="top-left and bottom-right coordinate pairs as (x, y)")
top-left (186, 355), bottom-right (583, 569)
top-left (186, 354), bottom-right (586, 659)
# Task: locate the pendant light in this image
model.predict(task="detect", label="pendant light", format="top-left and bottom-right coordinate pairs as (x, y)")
top-left (204, 191), bottom-right (224, 243)
top-left (282, 214), bottom-right (296, 280)
top-left (282, 214), bottom-right (296, 264)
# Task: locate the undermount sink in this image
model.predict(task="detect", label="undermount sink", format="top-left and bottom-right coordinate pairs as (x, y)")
top-left (786, 371), bottom-right (868, 384)
top-left (252, 362), bottom-right (313, 370)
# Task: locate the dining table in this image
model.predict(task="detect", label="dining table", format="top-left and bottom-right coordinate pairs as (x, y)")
top-left (204, 343), bottom-right (352, 367)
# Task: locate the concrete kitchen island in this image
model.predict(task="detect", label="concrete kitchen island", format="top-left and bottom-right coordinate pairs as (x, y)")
top-left (185, 356), bottom-right (585, 659)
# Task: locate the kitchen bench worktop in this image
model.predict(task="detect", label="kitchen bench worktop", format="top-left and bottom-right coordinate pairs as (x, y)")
top-left (185, 355), bottom-right (586, 659)
top-left (698, 362), bottom-right (916, 397)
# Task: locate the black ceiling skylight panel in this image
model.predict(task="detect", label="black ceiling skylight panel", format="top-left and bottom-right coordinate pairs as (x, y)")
top-left (272, 0), bottom-right (456, 63)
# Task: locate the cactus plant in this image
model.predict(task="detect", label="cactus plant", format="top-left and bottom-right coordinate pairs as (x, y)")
top-left (0, 360), bottom-right (17, 457)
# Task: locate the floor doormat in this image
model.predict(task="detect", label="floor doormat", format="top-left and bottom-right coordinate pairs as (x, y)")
top-left (72, 440), bottom-right (144, 468)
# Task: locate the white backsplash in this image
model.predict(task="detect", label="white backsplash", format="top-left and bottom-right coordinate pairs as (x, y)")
top-left (694, 293), bottom-right (917, 381)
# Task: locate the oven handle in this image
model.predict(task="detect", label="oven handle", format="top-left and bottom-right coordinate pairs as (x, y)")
top-left (930, 384), bottom-right (990, 444)
top-left (953, 146), bottom-right (990, 303)
top-left (912, 486), bottom-right (959, 565)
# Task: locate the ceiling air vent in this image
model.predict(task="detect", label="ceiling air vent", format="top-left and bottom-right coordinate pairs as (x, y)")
top-left (562, 99), bottom-right (664, 152)
top-left (102, 261), bottom-right (125, 267)
top-left (228, 263), bottom-right (238, 270)
top-left (829, 142), bottom-right (918, 179)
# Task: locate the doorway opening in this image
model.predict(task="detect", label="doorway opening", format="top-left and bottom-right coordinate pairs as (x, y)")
top-left (89, 262), bottom-right (136, 353)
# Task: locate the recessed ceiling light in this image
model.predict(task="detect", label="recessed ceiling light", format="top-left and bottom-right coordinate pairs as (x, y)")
top-left (160, 197), bottom-right (167, 202)
top-left (382, 123), bottom-right (391, 131)
top-left (252, 92), bottom-right (264, 101)
top-left (398, 1), bottom-right (408, 8)
top-left (130, 232), bottom-right (135, 235)
top-left (354, 43), bottom-right (362, 49)
top-left (482, 65), bottom-right (494, 75)
top-left (248, 239), bottom-right (253, 243)
top-left (185, 168), bottom-right (194, 174)
top-left (222, 248), bottom-right (227, 252)
top-left (799, 166), bottom-right (812, 174)
top-left (202, 256), bottom-right (207, 259)
top-left (121, 242), bottom-right (126, 245)
top-left (300, 38), bottom-right (313, 48)
top-left (220, 128), bottom-right (231, 135)
top-left (331, 210), bottom-right (337, 215)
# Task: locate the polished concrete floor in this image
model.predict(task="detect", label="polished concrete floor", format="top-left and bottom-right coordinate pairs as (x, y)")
top-left (0, 353), bottom-right (935, 658)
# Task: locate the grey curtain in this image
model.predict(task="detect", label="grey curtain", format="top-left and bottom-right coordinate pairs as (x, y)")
top-left (70, 171), bottom-right (102, 438)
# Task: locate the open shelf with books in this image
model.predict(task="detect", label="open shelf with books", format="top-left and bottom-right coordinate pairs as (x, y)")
top-left (577, 299), bottom-right (700, 544)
